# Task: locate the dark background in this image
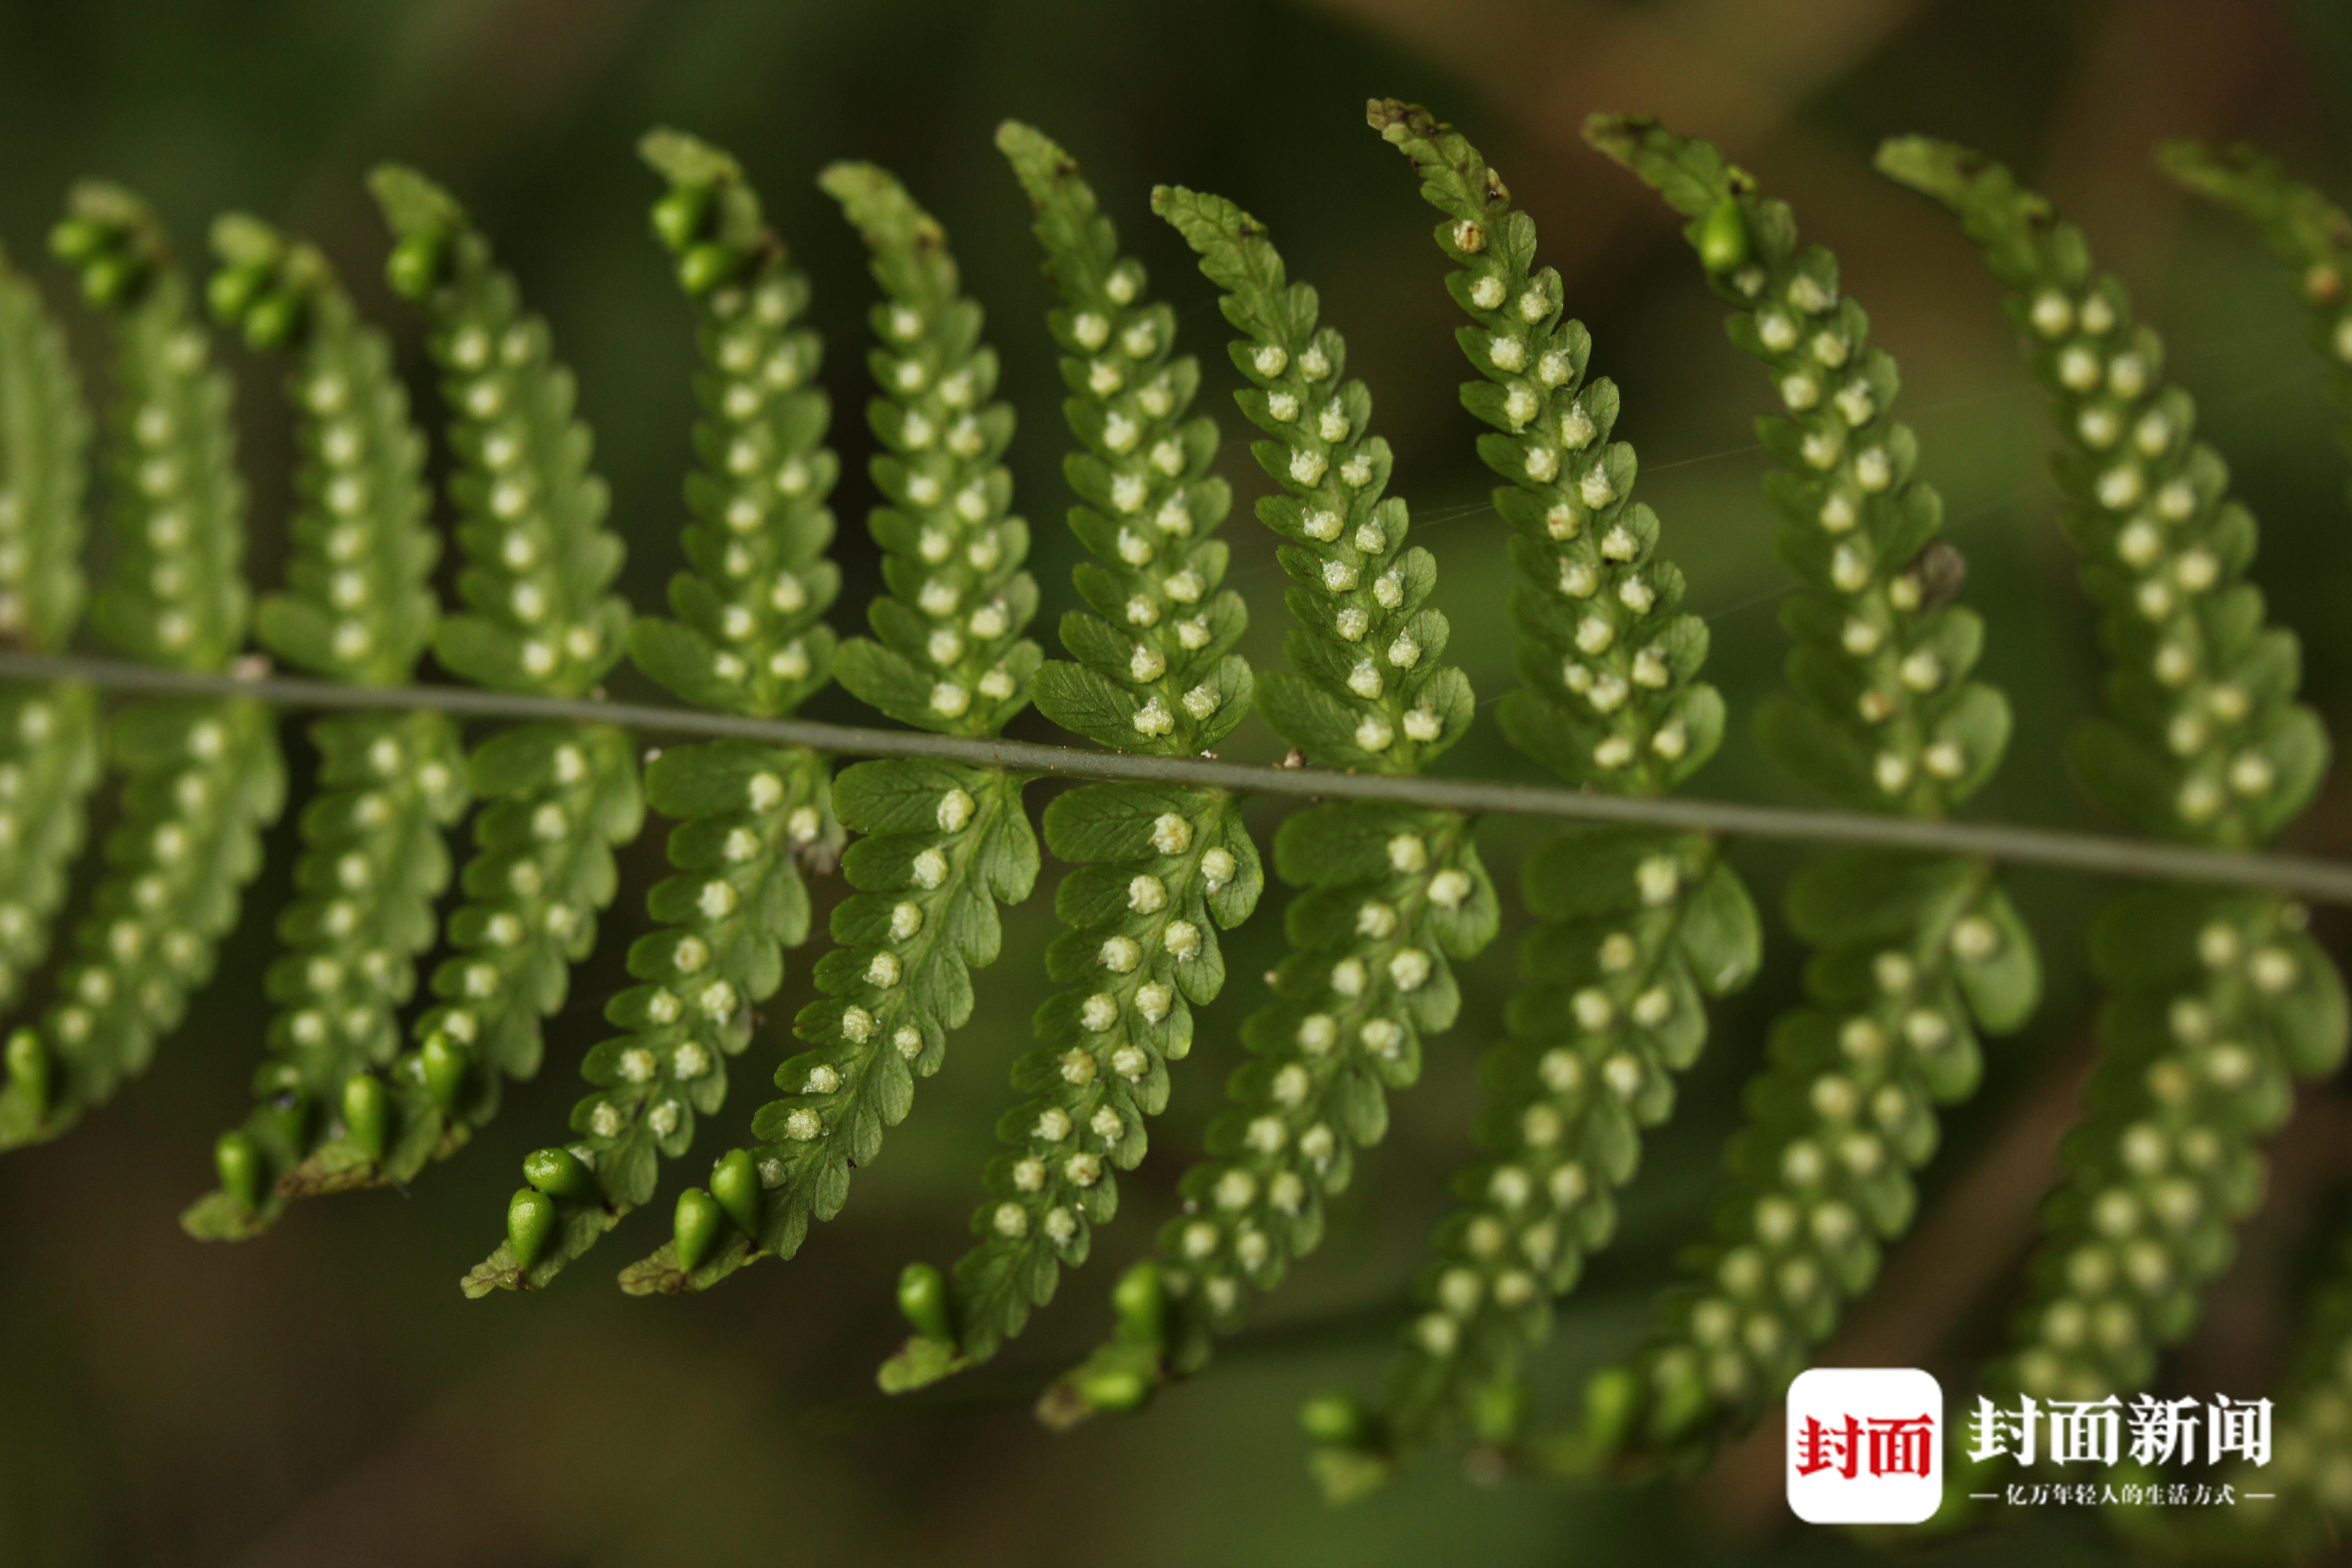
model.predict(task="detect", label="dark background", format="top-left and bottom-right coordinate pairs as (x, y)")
top-left (2, 0), bottom-right (2349, 1563)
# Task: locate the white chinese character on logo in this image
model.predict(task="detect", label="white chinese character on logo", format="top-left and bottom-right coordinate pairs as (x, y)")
top-left (1966, 1394), bottom-right (2038, 1465)
top-left (2044, 1396), bottom-right (2122, 1465)
top-left (2208, 1396), bottom-right (2271, 1467)
top-left (2127, 1394), bottom-right (2203, 1465)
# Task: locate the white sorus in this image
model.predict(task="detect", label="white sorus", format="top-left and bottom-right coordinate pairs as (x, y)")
top-left (747, 771), bottom-right (786, 811)
top-left (1335, 606), bottom-right (1370, 641)
top-left (673, 936), bottom-right (712, 974)
top-left (697, 880), bottom-right (739, 919)
top-left (1128, 643), bottom-right (1166, 683)
top-left (1181, 686), bottom-right (1220, 720)
top-left (839, 1005), bottom-right (875, 1043)
top-left (1064, 1152), bottom-right (1102, 1187)
top-left (1354, 715), bottom-right (1395, 752)
top-left (1201, 847), bottom-right (1236, 891)
top-left (1490, 335), bottom-right (1527, 372)
top-left (1302, 506), bottom-right (1342, 541)
top-left (1558, 559), bottom-right (1598, 598)
top-left (911, 848), bottom-right (948, 891)
top-left (1150, 813), bottom-right (1192, 854)
top-left (1246, 1115), bottom-right (1288, 1153)
top-left (1176, 617), bottom-right (1211, 650)
top-left (1357, 902), bottom-right (1397, 939)
top-left (1125, 593), bottom-right (1158, 627)
top-left (1426, 869), bottom-right (1471, 909)
top-left (1470, 276), bottom-right (1508, 310)
top-left (1127, 875), bottom-right (1167, 913)
top-left (1373, 570), bottom-right (1405, 608)
top-left (1098, 936), bottom-right (1142, 973)
top-left (673, 1042), bottom-right (712, 1079)
top-left (994, 1203), bottom-right (1029, 1238)
top-left (784, 1108), bottom-right (823, 1141)
top-left (1297, 1014), bottom-right (1339, 1055)
top-left (1044, 1209), bottom-right (1079, 1244)
top-left (1014, 1158), bottom-right (1047, 1192)
top-left (1111, 1046), bottom-right (1149, 1079)
top-left (1636, 854), bottom-right (1679, 905)
top-left (1136, 982), bottom-right (1173, 1024)
top-left (787, 806), bottom-right (822, 843)
top-left (1132, 697), bottom-right (1175, 736)
top-left (1854, 446), bottom-right (1892, 491)
top-left (1081, 993), bottom-right (1119, 1031)
top-left (936, 788), bottom-right (975, 832)
top-left (1034, 1107), bottom-right (1072, 1141)
top-left (1090, 1106), bottom-right (1126, 1142)
top-left (1060, 1048), bottom-right (1098, 1085)
top-left (1525, 444), bottom-right (1560, 482)
top-left (618, 1047), bottom-right (657, 1083)
top-left (866, 952), bottom-right (903, 988)
top-left (804, 1064), bottom-right (843, 1094)
top-left (647, 990), bottom-right (683, 1024)
top-left (1162, 920), bottom-right (1202, 960)
top-left (1322, 558), bottom-right (1360, 594)
top-left (1580, 466), bottom-right (1617, 511)
top-left (927, 626), bottom-right (965, 664)
top-left (1617, 576), bottom-right (1655, 614)
top-left (1402, 707), bottom-right (1442, 743)
top-left (1272, 1064), bottom-right (1312, 1105)
top-left (895, 1026), bottom-right (922, 1059)
top-left (590, 1103), bottom-right (623, 1137)
top-left (1574, 615), bottom-right (1614, 654)
top-left (1290, 449), bottom-right (1328, 486)
top-left (1362, 1018), bottom-right (1404, 1058)
top-left (1347, 660), bottom-right (1383, 699)
top-left (1387, 833), bottom-right (1429, 874)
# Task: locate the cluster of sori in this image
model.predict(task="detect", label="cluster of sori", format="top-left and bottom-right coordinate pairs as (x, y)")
top-left (1040, 176), bottom-right (1495, 1427)
top-left (1277, 104), bottom-right (1757, 1499)
top-left (879, 124), bottom-right (1262, 1392)
top-left (1559, 118), bottom-right (2038, 1467)
top-left (617, 161), bottom-right (1047, 1295)
top-left (1, 184), bottom-right (284, 1151)
top-left (1880, 142), bottom-right (2348, 1530)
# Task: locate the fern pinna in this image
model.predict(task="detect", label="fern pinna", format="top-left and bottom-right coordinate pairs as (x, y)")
top-left (1296, 102), bottom-right (1759, 1497)
top-left (1, 184), bottom-right (283, 1149)
top-left (621, 160), bottom-right (1044, 1294)
top-left (0, 240), bottom-right (95, 1018)
top-left (176, 212), bottom-right (464, 1236)
top-left (2155, 143), bottom-right (2352, 1551)
top-left (10, 96), bottom-right (2352, 1553)
top-left (1043, 176), bottom-right (1496, 1426)
top-left (1573, 117), bottom-right (2041, 1467)
top-left (878, 122), bottom-right (1262, 1391)
top-left (468, 131), bottom-right (843, 1294)
top-left (1882, 142), bottom-right (2348, 1514)
top-left (274, 167), bottom-right (642, 1201)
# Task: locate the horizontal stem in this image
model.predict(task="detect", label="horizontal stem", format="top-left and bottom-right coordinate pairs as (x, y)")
top-left (8, 649), bottom-right (2352, 904)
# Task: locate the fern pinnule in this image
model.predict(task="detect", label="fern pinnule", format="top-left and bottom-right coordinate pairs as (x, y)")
top-left (0, 244), bottom-right (99, 1016)
top-left (0, 186), bottom-right (286, 1150)
top-left (623, 164), bottom-right (1042, 1295)
top-left (174, 212), bottom-right (470, 1237)
top-left (1575, 117), bottom-right (2040, 1465)
top-left (1043, 184), bottom-right (1498, 1428)
top-left (1298, 101), bottom-right (1760, 1496)
top-left (279, 168), bottom-right (643, 1197)
top-left (468, 132), bottom-right (845, 1293)
top-left (1878, 139), bottom-right (2348, 1440)
top-left (877, 122), bottom-right (1265, 1391)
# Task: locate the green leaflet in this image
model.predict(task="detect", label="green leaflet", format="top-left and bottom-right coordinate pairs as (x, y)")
top-left (281, 722), bottom-right (642, 1193)
top-left (1877, 137), bottom-right (2323, 846)
top-left (627, 129), bottom-right (840, 717)
top-left (2, 191), bottom-right (286, 1148)
top-left (181, 212), bottom-right (464, 1237)
top-left (461, 132), bottom-right (848, 1292)
top-left (0, 248), bottom-right (97, 1015)
top-left (621, 762), bottom-right (1038, 1294)
top-left (874, 124), bottom-right (1263, 1387)
top-left (1000, 121), bottom-right (1252, 757)
top-left (0, 698), bottom-right (284, 1146)
top-left (368, 164), bottom-right (631, 698)
top-left (1153, 183), bottom-right (1473, 770)
top-left (617, 163), bottom-right (1047, 1292)
top-left (1312, 103), bottom-right (1759, 1491)
top-left (0, 241), bottom-right (89, 651)
top-left (1368, 100), bottom-right (1721, 794)
top-left (1879, 144), bottom-right (2352, 1495)
top-left (52, 182), bottom-right (249, 672)
top-left (820, 162), bottom-right (1041, 735)
top-left (1574, 116), bottom-right (2039, 1466)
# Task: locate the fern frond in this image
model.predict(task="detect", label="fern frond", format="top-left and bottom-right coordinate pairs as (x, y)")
top-left (1, 187), bottom-right (285, 1147)
top-left (876, 122), bottom-right (1264, 1390)
top-left (172, 213), bottom-right (468, 1238)
top-left (0, 244), bottom-right (98, 1013)
top-left (280, 168), bottom-right (642, 1195)
top-left (1300, 101), bottom-right (1759, 1494)
top-left (1572, 117), bottom-right (2039, 1465)
top-left (1042, 183), bottom-right (1498, 1427)
top-left (1878, 140), bottom-right (2348, 1446)
top-left (468, 132), bottom-right (843, 1293)
top-left (622, 163), bottom-right (1041, 1294)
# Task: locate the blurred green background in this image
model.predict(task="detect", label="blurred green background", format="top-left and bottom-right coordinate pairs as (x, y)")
top-left (2, 0), bottom-right (2350, 1563)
